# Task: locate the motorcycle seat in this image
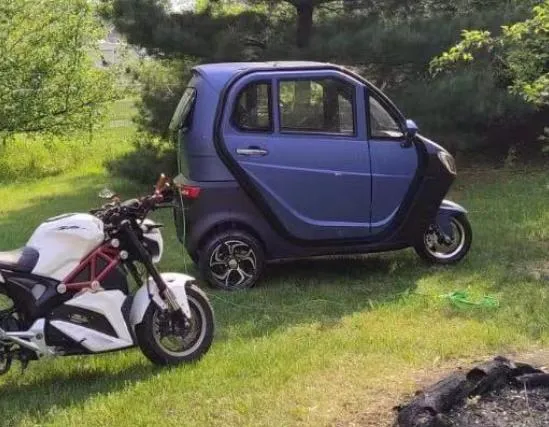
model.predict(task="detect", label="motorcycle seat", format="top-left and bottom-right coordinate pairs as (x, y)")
top-left (0, 247), bottom-right (40, 273)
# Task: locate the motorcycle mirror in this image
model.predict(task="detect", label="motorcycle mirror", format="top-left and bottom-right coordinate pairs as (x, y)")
top-left (155, 173), bottom-right (169, 193)
top-left (98, 188), bottom-right (116, 199)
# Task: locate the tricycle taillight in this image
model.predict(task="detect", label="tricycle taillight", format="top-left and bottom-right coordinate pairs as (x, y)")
top-left (180, 184), bottom-right (201, 200)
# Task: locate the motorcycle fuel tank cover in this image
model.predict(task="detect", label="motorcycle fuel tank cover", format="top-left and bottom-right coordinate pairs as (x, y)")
top-left (26, 213), bottom-right (105, 281)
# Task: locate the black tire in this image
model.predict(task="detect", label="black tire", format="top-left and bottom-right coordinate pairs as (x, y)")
top-left (135, 284), bottom-right (215, 366)
top-left (198, 229), bottom-right (265, 290)
top-left (414, 214), bottom-right (472, 265)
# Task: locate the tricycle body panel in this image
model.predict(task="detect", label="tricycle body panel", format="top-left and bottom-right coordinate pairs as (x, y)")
top-left (220, 69), bottom-right (374, 241)
top-left (173, 61), bottom-right (464, 261)
top-left (436, 200), bottom-right (468, 237)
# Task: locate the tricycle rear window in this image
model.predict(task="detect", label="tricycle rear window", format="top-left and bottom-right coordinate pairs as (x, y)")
top-left (169, 76), bottom-right (197, 132)
top-left (232, 82), bottom-right (272, 132)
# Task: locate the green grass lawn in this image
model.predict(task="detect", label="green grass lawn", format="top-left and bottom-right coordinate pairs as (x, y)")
top-left (1, 115), bottom-right (549, 425)
top-left (0, 99), bottom-right (137, 183)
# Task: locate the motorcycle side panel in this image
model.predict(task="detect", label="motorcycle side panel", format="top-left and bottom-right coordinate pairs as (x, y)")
top-left (27, 213), bottom-right (105, 281)
top-left (49, 321), bottom-right (133, 353)
top-left (129, 272), bottom-right (194, 327)
top-left (47, 290), bottom-right (134, 353)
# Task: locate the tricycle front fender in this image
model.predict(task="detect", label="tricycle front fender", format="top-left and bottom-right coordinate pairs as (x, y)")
top-left (129, 272), bottom-right (194, 328)
top-left (436, 200), bottom-right (468, 236)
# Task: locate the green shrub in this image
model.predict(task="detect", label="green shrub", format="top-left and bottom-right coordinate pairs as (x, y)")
top-left (387, 66), bottom-right (538, 153)
top-left (106, 133), bottom-right (177, 184)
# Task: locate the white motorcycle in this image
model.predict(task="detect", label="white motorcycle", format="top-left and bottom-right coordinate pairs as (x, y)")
top-left (0, 175), bottom-right (214, 373)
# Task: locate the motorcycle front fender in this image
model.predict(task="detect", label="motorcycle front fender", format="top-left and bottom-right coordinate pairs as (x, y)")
top-left (436, 199), bottom-right (468, 236)
top-left (129, 272), bottom-right (194, 328)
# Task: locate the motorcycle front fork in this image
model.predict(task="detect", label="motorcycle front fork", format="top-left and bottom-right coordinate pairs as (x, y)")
top-left (126, 262), bottom-right (190, 327)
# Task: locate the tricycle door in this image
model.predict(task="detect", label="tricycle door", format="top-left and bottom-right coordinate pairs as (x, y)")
top-left (220, 70), bottom-right (372, 242)
top-left (367, 91), bottom-right (419, 235)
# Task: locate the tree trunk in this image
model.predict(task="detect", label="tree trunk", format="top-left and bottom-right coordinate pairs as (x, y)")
top-left (296, 3), bottom-right (314, 49)
top-left (343, 0), bottom-right (354, 13)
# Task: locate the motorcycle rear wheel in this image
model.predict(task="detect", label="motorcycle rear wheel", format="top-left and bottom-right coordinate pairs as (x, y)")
top-left (135, 284), bottom-right (214, 366)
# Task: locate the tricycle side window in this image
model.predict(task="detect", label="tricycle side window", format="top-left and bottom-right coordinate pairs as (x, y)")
top-left (367, 94), bottom-right (405, 140)
top-left (277, 77), bottom-right (356, 136)
top-left (231, 81), bottom-right (272, 132)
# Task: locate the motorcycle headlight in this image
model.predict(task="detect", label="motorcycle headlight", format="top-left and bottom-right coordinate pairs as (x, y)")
top-left (141, 222), bottom-right (164, 263)
top-left (438, 151), bottom-right (457, 175)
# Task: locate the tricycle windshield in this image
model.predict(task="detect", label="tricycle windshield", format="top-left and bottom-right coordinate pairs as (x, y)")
top-left (169, 76), bottom-right (197, 132)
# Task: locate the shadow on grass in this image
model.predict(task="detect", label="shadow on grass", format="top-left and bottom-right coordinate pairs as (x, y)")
top-left (0, 361), bottom-right (160, 426)
top-left (204, 254), bottom-right (425, 340)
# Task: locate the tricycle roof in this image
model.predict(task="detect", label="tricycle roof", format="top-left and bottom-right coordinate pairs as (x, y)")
top-left (192, 61), bottom-right (330, 90)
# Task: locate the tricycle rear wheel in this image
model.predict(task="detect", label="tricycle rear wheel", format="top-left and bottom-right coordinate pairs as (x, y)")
top-left (414, 214), bottom-right (472, 265)
top-left (198, 229), bottom-right (265, 291)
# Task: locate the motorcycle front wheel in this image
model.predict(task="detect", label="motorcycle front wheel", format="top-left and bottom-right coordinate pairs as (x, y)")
top-left (135, 284), bottom-right (215, 366)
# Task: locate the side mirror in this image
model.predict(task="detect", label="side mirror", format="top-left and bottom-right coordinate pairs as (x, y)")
top-left (401, 119), bottom-right (418, 148)
top-left (405, 119), bottom-right (419, 137)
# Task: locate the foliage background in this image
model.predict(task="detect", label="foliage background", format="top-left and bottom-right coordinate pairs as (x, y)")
top-left (0, 0), bottom-right (547, 182)
top-left (98, 0), bottom-right (548, 180)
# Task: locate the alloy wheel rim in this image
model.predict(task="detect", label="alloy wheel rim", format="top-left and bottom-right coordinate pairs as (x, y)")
top-left (424, 218), bottom-right (466, 260)
top-left (209, 240), bottom-right (257, 289)
top-left (152, 296), bottom-right (207, 357)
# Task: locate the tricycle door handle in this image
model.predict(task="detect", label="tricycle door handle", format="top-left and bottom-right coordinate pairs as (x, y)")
top-left (236, 147), bottom-right (268, 156)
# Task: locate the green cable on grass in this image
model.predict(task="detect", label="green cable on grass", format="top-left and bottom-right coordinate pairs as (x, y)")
top-left (442, 290), bottom-right (499, 309)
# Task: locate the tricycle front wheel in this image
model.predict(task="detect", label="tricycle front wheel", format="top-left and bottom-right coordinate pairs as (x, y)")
top-left (414, 214), bottom-right (472, 265)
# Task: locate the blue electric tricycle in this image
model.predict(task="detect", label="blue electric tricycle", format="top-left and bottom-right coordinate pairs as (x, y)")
top-left (169, 61), bottom-right (472, 290)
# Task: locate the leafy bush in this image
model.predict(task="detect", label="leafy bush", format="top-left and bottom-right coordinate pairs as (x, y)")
top-left (0, 0), bottom-right (119, 137)
top-left (108, 0), bottom-right (546, 169)
top-left (128, 58), bottom-right (195, 139)
top-left (387, 66), bottom-right (536, 153)
top-left (105, 59), bottom-right (185, 183)
top-left (431, 0), bottom-right (549, 107)
top-left (106, 132), bottom-right (177, 184)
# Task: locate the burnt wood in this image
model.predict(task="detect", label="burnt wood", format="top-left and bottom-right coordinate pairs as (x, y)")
top-left (395, 356), bottom-right (547, 427)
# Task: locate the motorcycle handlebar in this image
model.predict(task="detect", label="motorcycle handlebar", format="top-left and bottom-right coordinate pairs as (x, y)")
top-left (92, 191), bottom-right (173, 225)
top-left (91, 174), bottom-right (174, 228)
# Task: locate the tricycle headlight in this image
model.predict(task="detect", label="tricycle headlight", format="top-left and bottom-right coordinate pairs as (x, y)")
top-left (438, 151), bottom-right (456, 175)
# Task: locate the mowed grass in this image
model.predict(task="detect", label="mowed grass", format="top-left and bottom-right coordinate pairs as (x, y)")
top-left (1, 137), bottom-right (549, 425)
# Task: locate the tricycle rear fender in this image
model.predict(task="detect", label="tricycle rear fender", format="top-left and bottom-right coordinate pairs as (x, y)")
top-left (436, 200), bottom-right (467, 236)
